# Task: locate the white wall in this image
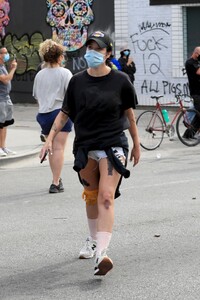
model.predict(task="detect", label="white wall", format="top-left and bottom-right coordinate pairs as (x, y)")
top-left (115, 0), bottom-right (190, 105)
top-left (114, 0), bottom-right (129, 55)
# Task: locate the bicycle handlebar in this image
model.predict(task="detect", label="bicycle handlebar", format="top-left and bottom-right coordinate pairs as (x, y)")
top-left (151, 94), bottom-right (192, 103)
top-left (151, 95), bottom-right (164, 100)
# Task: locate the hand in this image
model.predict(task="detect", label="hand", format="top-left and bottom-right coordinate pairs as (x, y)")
top-left (129, 145), bottom-right (140, 166)
top-left (40, 150), bottom-right (48, 163)
top-left (10, 60), bottom-right (17, 69)
top-left (39, 140), bottom-right (53, 162)
top-left (127, 57), bottom-right (133, 65)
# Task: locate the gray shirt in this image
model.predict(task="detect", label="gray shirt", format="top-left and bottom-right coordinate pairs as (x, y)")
top-left (33, 67), bottom-right (72, 113)
top-left (0, 64), bottom-right (11, 102)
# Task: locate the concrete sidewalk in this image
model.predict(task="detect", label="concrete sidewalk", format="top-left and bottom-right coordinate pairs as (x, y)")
top-left (0, 104), bottom-right (42, 167)
top-left (0, 104), bottom-right (76, 168)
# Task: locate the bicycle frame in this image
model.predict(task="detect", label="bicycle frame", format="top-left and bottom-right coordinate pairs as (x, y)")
top-left (151, 95), bottom-right (189, 134)
top-left (155, 98), bottom-right (185, 130)
top-left (136, 94), bottom-right (199, 150)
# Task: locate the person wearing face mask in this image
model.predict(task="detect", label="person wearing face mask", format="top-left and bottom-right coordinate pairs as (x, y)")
top-left (183, 46), bottom-right (200, 139)
top-left (33, 39), bottom-right (73, 193)
top-left (40, 31), bottom-right (140, 276)
top-left (118, 47), bottom-right (136, 84)
top-left (0, 47), bottom-right (17, 157)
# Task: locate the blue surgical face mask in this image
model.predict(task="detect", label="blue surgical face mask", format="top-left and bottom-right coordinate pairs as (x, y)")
top-left (61, 59), bottom-right (66, 67)
top-left (3, 53), bottom-right (10, 62)
top-left (84, 49), bottom-right (104, 68)
top-left (123, 50), bottom-right (130, 56)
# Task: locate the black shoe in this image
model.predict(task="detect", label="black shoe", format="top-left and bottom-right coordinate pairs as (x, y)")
top-left (40, 134), bottom-right (46, 143)
top-left (49, 178), bottom-right (64, 193)
top-left (182, 128), bottom-right (196, 139)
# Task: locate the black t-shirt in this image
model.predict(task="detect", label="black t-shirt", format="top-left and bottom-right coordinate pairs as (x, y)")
top-left (62, 69), bottom-right (137, 150)
top-left (185, 57), bottom-right (200, 96)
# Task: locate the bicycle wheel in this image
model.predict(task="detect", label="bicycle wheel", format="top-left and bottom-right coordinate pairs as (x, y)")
top-left (176, 108), bottom-right (200, 147)
top-left (136, 110), bottom-right (164, 150)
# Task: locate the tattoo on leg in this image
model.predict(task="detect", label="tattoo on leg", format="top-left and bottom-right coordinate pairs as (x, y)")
top-left (107, 158), bottom-right (113, 176)
top-left (81, 178), bottom-right (90, 187)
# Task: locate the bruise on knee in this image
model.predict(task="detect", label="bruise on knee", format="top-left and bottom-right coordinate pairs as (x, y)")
top-left (104, 199), bottom-right (111, 209)
top-left (82, 189), bottom-right (98, 206)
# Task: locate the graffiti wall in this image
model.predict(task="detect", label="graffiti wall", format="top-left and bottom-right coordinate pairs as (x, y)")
top-left (128, 0), bottom-right (189, 105)
top-left (0, 0), bottom-right (114, 103)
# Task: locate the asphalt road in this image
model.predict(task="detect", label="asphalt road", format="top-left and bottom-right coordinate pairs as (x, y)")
top-left (1, 118), bottom-right (200, 299)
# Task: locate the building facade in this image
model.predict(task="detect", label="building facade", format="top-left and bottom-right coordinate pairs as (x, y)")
top-left (0, 0), bottom-right (114, 103)
top-left (115, 0), bottom-right (200, 105)
top-left (1, 0), bottom-right (200, 104)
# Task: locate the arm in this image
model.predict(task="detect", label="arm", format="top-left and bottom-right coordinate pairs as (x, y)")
top-left (40, 110), bottom-right (69, 159)
top-left (119, 56), bottom-right (136, 71)
top-left (127, 59), bottom-right (136, 73)
top-left (125, 108), bottom-right (140, 166)
top-left (0, 60), bottom-right (17, 84)
top-left (196, 68), bottom-right (200, 75)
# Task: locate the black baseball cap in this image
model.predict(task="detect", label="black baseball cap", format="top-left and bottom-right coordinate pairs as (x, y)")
top-left (86, 31), bottom-right (113, 49)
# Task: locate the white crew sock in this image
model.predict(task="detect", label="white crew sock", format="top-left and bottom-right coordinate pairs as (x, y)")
top-left (87, 218), bottom-right (97, 241)
top-left (96, 231), bottom-right (112, 256)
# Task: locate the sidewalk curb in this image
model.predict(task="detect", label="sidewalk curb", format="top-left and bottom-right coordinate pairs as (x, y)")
top-left (0, 146), bottom-right (41, 168)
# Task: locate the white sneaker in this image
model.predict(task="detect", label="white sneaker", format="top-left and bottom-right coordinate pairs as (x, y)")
top-left (94, 249), bottom-right (113, 276)
top-left (79, 236), bottom-right (97, 259)
top-left (2, 148), bottom-right (16, 155)
top-left (0, 148), bottom-right (7, 157)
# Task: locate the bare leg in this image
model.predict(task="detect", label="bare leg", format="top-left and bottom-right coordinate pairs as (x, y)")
top-left (79, 157), bottom-right (121, 268)
top-left (80, 158), bottom-right (99, 219)
top-left (80, 158), bottom-right (99, 241)
top-left (0, 127), bottom-right (6, 148)
top-left (48, 131), bottom-right (68, 185)
top-left (97, 158), bottom-right (121, 232)
top-left (86, 203), bottom-right (98, 219)
top-left (79, 157), bottom-right (121, 233)
top-left (94, 158), bottom-right (121, 275)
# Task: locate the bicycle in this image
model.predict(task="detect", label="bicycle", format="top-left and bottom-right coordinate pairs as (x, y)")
top-left (136, 95), bottom-right (200, 150)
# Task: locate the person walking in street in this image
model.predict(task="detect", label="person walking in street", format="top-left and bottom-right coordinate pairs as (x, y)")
top-left (0, 47), bottom-right (17, 157)
top-left (40, 31), bottom-right (140, 276)
top-left (33, 39), bottom-right (73, 193)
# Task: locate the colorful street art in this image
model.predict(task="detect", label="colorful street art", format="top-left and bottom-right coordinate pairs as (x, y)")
top-left (0, 0), bottom-right (114, 102)
top-left (0, 0), bottom-right (10, 39)
top-left (0, 32), bottom-right (43, 74)
top-left (46, 0), bottom-right (94, 52)
top-left (0, 1), bottom-right (95, 73)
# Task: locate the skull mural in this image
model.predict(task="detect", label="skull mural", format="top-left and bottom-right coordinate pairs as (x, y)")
top-left (0, 0), bottom-right (10, 39)
top-left (46, 0), bottom-right (94, 52)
